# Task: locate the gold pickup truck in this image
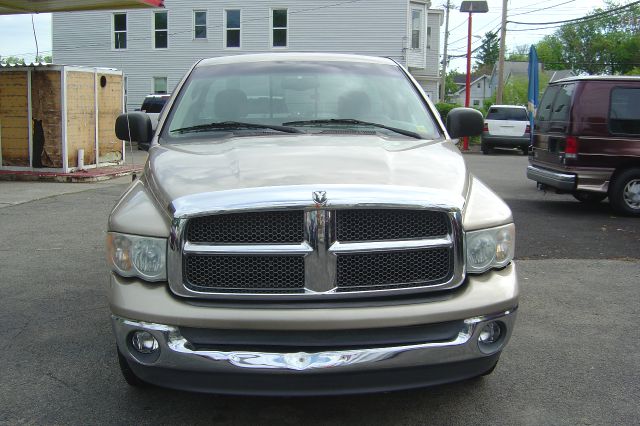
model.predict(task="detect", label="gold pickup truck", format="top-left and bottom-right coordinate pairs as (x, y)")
top-left (107, 53), bottom-right (518, 395)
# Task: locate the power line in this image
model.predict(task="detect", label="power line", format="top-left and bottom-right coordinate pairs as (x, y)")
top-left (507, 0), bottom-right (640, 25)
top-left (508, 0), bottom-right (576, 18)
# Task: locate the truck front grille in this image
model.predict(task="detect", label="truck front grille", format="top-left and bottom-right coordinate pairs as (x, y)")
top-left (184, 255), bottom-right (305, 293)
top-left (187, 211), bottom-right (304, 243)
top-left (336, 248), bottom-right (452, 291)
top-left (336, 209), bottom-right (449, 241)
top-left (174, 207), bottom-right (462, 299)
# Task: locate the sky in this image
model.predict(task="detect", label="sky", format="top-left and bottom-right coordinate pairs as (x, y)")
top-left (0, 0), bottom-right (612, 67)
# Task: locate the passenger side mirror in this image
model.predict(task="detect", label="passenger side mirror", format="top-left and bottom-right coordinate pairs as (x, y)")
top-left (115, 112), bottom-right (153, 144)
top-left (445, 108), bottom-right (484, 138)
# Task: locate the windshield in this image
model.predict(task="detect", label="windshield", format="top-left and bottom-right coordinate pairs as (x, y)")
top-left (161, 61), bottom-right (441, 141)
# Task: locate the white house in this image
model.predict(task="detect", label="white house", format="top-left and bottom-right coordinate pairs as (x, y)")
top-left (52, 0), bottom-right (443, 112)
top-left (451, 74), bottom-right (491, 107)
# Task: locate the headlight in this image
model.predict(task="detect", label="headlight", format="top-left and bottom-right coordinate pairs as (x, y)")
top-left (465, 223), bottom-right (515, 273)
top-left (106, 233), bottom-right (167, 281)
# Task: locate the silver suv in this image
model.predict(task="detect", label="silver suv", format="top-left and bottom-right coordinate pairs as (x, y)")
top-left (108, 53), bottom-right (518, 395)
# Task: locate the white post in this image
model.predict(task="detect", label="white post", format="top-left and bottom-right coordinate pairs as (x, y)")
top-left (27, 68), bottom-right (33, 168)
top-left (61, 67), bottom-right (68, 173)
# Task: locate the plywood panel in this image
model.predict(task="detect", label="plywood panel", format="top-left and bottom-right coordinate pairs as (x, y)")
top-left (31, 70), bottom-right (63, 167)
top-left (0, 71), bottom-right (29, 166)
top-left (97, 73), bottom-right (123, 163)
top-left (65, 71), bottom-right (95, 168)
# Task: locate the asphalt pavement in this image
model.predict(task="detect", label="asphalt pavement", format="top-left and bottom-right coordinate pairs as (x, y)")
top-left (0, 148), bottom-right (638, 425)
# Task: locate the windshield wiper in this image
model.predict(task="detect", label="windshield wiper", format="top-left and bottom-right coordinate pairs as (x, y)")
top-left (170, 121), bottom-right (303, 134)
top-left (282, 119), bottom-right (422, 139)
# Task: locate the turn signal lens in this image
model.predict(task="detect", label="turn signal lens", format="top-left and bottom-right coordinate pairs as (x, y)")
top-left (565, 136), bottom-right (578, 158)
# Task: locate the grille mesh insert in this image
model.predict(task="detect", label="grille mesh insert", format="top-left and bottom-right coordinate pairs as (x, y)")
top-left (187, 211), bottom-right (304, 243)
top-left (184, 255), bottom-right (305, 293)
top-left (336, 248), bottom-right (452, 290)
top-left (336, 209), bottom-right (449, 242)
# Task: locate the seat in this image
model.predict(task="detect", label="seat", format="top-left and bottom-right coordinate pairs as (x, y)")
top-left (337, 90), bottom-right (372, 120)
top-left (214, 89), bottom-right (248, 121)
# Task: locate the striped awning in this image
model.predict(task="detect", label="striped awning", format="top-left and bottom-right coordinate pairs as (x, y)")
top-left (0, 0), bottom-right (163, 14)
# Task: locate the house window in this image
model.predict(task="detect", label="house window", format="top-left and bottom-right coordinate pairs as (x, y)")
top-left (426, 27), bottom-right (431, 49)
top-left (225, 9), bottom-right (241, 48)
top-left (272, 9), bottom-right (288, 48)
top-left (153, 77), bottom-right (167, 94)
top-left (194, 11), bottom-right (207, 39)
top-left (411, 9), bottom-right (421, 49)
top-left (473, 100), bottom-right (480, 106)
top-left (477, 83), bottom-right (481, 88)
top-left (114, 13), bottom-right (127, 49)
top-left (154, 11), bottom-right (168, 49)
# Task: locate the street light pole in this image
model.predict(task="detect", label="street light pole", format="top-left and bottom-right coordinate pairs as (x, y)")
top-left (496, 0), bottom-right (508, 104)
top-left (463, 12), bottom-right (472, 151)
top-left (459, 1), bottom-right (487, 151)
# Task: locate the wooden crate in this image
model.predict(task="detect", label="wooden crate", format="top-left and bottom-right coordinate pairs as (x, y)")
top-left (0, 65), bottom-right (123, 172)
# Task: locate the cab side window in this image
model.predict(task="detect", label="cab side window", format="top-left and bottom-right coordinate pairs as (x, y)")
top-left (609, 88), bottom-right (640, 135)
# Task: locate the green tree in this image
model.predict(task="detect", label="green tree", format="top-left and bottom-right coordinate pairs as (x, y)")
top-left (0, 55), bottom-right (26, 65)
top-left (475, 31), bottom-right (499, 74)
top-left (35, 54), bottom-right (52, 63)
top-left (444, 70), bottom-right (461, 98)
top-left (534, 1), bottom-right (640, 74)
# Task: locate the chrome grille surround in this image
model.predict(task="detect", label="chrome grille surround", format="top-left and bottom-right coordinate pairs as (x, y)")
top-left (168, 185), bottom-right (466, 300)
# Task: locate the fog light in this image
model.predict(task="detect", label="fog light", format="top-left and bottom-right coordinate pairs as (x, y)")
top-left (131, 331), bottom-right (159, 354)
top-left (479, 322), bottom-right (502, 344)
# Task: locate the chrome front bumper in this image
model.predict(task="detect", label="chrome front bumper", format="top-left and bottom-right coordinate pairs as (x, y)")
top-left (113, 308), bottom-right (516, 394)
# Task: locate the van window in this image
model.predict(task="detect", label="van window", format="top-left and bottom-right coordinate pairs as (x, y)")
top-left (536, 85), bottom-right (559, 121)
top-left (486, 107), bottom-right (528, 121)
top-left (549, 83), bottom-right (575, 122)
top-left (610, 88), bottom-right (640, 135)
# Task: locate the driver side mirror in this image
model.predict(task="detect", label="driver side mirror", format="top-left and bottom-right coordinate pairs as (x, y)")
top-left (115, 112), bottom-right (152, 144)
top-left (445, 108), bottom-right (484, 138)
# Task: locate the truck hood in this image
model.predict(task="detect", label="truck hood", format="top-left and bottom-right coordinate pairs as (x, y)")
top-left (144, 135), bottom-right (469, 208)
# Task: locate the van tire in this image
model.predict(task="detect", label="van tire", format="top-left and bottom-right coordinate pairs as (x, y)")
top-left (481, 143), bottom-right (492, 155)
top-left (609, 168), bottom-right (640, 216)
top-left (573, 191), bottom-right (607, 204)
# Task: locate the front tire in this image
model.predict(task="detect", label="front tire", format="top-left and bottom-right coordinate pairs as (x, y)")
top-left (481, 143), bottom-right (492, 155)
top-left (117, 346), bottom-right (148, 388)
top-left (572, 191), bottom-right (607, 204)
top-left (609, 168), bottom-right (640, 216)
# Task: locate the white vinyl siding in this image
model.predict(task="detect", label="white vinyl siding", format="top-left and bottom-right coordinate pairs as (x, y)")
top-left (271, 8), bottom-right (288, 48)
top-left (113, 13), bottom-right (127, 49)
top-left (52, 0), bottom-right (418, 112)
top-left (154, 11), bottom-right (168, 48)
top-left (194, 10), bottom-right (207, 39)
top-left (224, 9), bottom-right (241, 48)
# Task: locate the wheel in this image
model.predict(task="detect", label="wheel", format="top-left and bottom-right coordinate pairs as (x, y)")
top-left (480, 359), bottom-right (499, 376)
top-left (521, 146), bottom-right (529, 156)
top-left (609, 168), bottom-right (640, 216)
top-left (572, 191), bottom-right (607, 204)
top-left (481, 143), bottom-right (492, 155)
top-left (117, 346), bottom-right (148, 387)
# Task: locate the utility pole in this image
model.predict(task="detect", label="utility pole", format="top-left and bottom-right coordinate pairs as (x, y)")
top-left (440, 0), bottom-right (452, 102)
top-left (495, 0), bottom-right (508, 104)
